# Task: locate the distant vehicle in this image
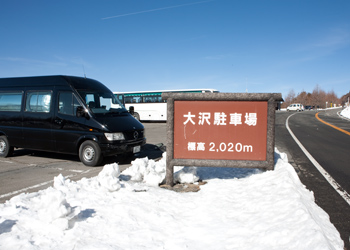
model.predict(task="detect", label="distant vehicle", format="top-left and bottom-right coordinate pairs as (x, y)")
top-left (287, 103), bottom-right (304, 112)
top-left (0, 75), bottom-right (146, 166)
top-left (114, 89), bottom-right (218, 121)
top-left (304, 105), bottom-right (313, 110)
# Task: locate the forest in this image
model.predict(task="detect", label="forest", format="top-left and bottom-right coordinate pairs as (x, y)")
top-left (281, 85), bottom-right (350, 109)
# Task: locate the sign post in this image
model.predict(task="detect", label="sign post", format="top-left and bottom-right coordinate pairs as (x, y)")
top-left (162, 93), bottom-right (283, 186)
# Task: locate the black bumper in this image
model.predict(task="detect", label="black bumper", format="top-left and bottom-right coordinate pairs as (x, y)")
top-left (100, 138), bottom-right (147, 156)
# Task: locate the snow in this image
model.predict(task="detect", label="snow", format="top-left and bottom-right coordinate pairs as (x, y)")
top-left (340, 106), bottom-right (350, 119)
top-left (0, 149), bottom-right (344, 249)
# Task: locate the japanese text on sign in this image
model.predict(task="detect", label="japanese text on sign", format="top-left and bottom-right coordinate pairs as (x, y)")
top-left (183, 112), bottom-right (258, 126)
top-left (174, 101), bottom-right (268, 161)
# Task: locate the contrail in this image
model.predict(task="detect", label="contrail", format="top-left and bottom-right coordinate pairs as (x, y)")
top-left (102, 0), bottom-right (214, 20)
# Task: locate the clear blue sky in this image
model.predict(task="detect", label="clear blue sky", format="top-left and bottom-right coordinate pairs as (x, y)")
top-left (1, 0), bottom-right (349, 99)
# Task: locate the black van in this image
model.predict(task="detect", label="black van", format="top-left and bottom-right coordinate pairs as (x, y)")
top-left (0, 75), bottom-right (146, 166)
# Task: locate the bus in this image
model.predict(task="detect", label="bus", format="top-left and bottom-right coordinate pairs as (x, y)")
top-left (114, 89), bottom-right (218, 121)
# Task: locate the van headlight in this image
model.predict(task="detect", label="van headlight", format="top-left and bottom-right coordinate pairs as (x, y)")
top-left (105, 133), bottom-right (125, 141)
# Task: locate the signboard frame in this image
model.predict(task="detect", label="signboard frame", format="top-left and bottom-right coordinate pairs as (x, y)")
top-left (162, 93), bottom-right (283, 186)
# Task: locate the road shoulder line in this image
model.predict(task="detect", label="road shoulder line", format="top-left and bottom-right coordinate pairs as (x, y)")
top-left (286, 113), bottom-right (350, 206)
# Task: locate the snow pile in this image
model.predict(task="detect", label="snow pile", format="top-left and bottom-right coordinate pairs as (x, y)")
top-left (96, 163), bottom-right (122, 192)
top-left (0, 150), bottom-right (344, 249)
top-left (121, 156), bottom-right (166, 186)
top-left (122, 156), bottom-right (199, 185)
top-left (340, 106), bottom-right (350, 119)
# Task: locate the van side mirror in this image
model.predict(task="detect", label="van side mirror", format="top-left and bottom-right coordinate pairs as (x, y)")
top-left (76, 106), bottom-right (89, 119)
top-left (129, 106), bottom-right (134, 115)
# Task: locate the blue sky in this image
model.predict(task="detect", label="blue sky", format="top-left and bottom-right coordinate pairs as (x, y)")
top-left (1, 0), bottom-right (349, 99)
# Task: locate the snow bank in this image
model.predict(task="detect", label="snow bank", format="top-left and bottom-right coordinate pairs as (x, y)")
top-left (0, 150), bottom-right (344, 249)
top-left (340, 106), bottom-right (350, 119)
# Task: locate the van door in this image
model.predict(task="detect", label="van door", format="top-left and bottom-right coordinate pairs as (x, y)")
top-left (22, 91), bottom-right (55, 151)
top-left (0, 91), bottom-right (24, 147)
top-left (53, 91), bottom-right (86, 154)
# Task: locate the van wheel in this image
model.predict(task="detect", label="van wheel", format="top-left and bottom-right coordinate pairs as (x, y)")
top-left (0, 135), bottom-right (14, 158)
top-left (79, 141), bottom-right (103, 166)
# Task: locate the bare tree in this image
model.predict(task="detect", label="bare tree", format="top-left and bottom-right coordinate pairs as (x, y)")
top-left (340, 91), bottom-right (350, 106)
top-left (311, 84), bottom-right (326, 108)
top-left (325, 90), bottom-right (339, 107)
top-left (295, 91), bottom-right (308, 104)
top-left (281, 84), bottom-right (343, 109)
top-left (282, 89), bottom-right (296, 108)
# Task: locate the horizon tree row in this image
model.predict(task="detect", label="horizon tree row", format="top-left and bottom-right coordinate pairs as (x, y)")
top-left (282, 84), bottom-right (350, 109)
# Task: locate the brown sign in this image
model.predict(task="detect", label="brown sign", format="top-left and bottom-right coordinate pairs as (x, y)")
top-left (162, 92), bottom-right (283, 186)
top-left (174, 101), bottom-right (267, 161)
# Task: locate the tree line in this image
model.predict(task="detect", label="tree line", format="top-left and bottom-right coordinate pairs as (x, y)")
top-left (282, 84), bottom-right (350, 109)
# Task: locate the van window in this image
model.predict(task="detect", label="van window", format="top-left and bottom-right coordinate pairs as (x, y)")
top-left (25, 91), bottom-right (52, 113)
top-left (58, 92), bottom-right (80, 116)
top-left (78, 91), bottom-right (125, 116)
top-left (0, 92), bottom-right (22, 111)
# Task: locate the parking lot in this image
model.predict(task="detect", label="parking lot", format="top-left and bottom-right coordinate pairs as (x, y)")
top-left (0, 122), bottom-right (167, 203)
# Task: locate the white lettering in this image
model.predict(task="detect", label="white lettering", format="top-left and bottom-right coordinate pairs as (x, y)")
top-left (198, 112), bottom-right (211, 125)
top-left (183, 112), bottom-right (196, 125)
top-left (188, 142), bottom-right (196, 151)
top-left (191, 142), bottom-right (253, 153)
top-left (245, 113), bottom-right (257, 126)
top-left (229, 113), bottom-right (242, 126)
top-left (197, 142), bottom-right (205, 151)
top-left (214, 112), bottom-right (227, 125)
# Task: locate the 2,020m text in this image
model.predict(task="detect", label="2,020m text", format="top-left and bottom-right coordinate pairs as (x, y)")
top-left (209, 142), bottom-right (253, 153)
top-left (187, 142), bottom-right (254, 152)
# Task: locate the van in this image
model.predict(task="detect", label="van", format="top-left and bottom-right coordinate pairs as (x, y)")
top-left (0, 75), bottom-right (146, 166)
top-left (287, 103), bottom-right (304, 112)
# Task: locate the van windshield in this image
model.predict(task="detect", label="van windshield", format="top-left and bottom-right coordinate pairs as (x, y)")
top-left (77, 90), bottom-right (128, 116)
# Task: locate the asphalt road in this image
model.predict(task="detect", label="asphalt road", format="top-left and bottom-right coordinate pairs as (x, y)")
top-left (275, 108), bottom-right (350, 249)
top-left (290, 109), bottom-right (350, 193)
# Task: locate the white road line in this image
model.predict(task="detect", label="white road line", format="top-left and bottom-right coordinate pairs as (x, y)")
top-left (0, 170), bottom-right (91, 200)
top-left (0, 180), bottom-right (55, 199)
top-left (286, 113), bottom-right (350, 206)
top-left (68, 169), bottom-right (86, 173)
top-left (0, 160), bottom-right (14, 164)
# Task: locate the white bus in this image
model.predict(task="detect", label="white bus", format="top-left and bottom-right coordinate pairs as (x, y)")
top-left (114, 89), bottom-right (218, 121)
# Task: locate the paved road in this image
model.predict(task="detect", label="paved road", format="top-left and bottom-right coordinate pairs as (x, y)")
top-left (0, 122), bottom-right (166, 203)
top-left (275, 109), bottom-right (350, 249)
top-left (290, 109), bottom-right (350, 194)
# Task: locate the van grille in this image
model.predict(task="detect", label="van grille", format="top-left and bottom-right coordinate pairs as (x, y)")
top-left (124, 130), bottom-right (144, 141)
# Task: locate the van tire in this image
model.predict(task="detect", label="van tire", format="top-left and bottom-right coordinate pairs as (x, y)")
top-left (0, 135), bottom-right (14, 158)
top-left (79, 140), bottom-right (103, 166)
